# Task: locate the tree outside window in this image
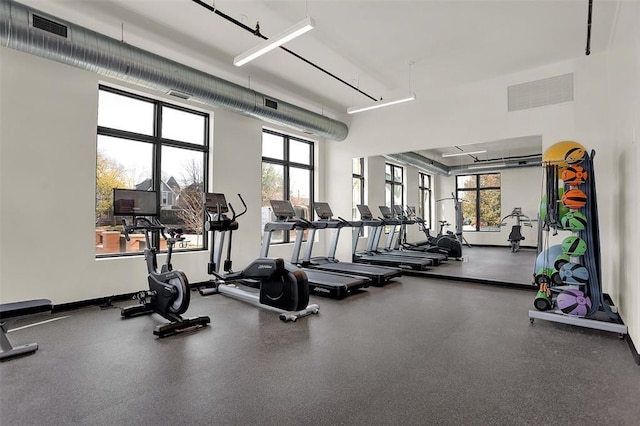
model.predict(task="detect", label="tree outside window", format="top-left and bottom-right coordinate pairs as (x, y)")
top-left (456, 173), bottom-right (501, 231)
top-left (95, 86), bottom-right (209, 255)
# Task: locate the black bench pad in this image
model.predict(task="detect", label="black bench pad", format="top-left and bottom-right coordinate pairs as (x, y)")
top-left (0, 300), bottom-right (53, 321)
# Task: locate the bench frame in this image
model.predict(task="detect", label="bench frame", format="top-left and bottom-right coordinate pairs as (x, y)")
top-left (1, 299), bottom-right (53, 360)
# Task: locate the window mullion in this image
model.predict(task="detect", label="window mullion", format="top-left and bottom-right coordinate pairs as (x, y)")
top-left (153, 102), bottom-right (162, 250)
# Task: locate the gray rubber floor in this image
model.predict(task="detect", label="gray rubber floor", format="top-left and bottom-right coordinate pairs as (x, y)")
top-left (420, 246), bottom-right (537, 287)
top-left (1, 277), bottom-right (638, 425)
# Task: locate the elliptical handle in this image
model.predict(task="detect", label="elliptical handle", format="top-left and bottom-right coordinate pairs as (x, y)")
top-left (235, 194), bottom-right (248, 218)
top-left (228, 201), bottom-right (237, 220)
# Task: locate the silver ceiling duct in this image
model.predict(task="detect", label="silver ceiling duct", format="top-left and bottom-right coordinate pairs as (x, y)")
top-left (448, 157), bottom-right (542, 175)
top-left (384, 151), bottom-right (541, 176)
top-left (0, 0), bottom-right (349, 141)
top-left (384, 152), bottom-right (451, 176)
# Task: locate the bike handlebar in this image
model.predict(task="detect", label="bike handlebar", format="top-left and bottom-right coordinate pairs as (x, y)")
top-left (121, 217), bottom-right (168, 241)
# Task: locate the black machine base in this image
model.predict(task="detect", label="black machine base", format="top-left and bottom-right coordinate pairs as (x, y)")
top-left (153, 315), bottom-right (211, 338)
top-left (121, 303), bottom-right (210, 338)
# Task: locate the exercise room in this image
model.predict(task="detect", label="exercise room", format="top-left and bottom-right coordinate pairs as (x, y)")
top-left (1, 0), bottom-right (638, 424)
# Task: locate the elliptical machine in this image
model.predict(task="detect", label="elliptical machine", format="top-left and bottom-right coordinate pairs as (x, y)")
top-left (436, 193), bottom-right (470, 251)
top-left (406, 206), bottom-right (463, 259)
top-left (197, 193), bottom-right (319, 322)
top-left (114, 189), bottom-right (210, 338)
top-left (500, 207), bottom-right (533, 252)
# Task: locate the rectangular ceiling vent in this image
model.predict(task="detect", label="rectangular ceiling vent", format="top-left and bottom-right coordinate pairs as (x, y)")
top-left (167, 89), bottom-right (191, 100)
top-left (265, 98), bottom-right (278, 110)
top-left (508, 73), bottom-right (573, 112)
top-left (31, 13), bottom-right (68, 39)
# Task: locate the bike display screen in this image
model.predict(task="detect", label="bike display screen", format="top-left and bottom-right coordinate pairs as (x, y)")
top-left (113, 189), bottom-right (159, 216)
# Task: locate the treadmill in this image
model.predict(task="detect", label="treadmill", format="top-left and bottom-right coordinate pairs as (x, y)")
top-left (262, 200), bottom-right (370, 299)
top-left (352, 205), bottom-right (432, 271)
top-left (299, 202), bottom-right (401, 286)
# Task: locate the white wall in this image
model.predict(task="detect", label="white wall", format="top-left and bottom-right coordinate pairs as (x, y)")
top-left (326, 9), bottom-right (640, 344)
top-left (603, 0), bottom-right (640, 347)
top-left (0, 47), bottom-right (216, 302)
top-left (0, 47), bottom-right (327, 304)
top-left (1, 48), bottom-right (104, 303)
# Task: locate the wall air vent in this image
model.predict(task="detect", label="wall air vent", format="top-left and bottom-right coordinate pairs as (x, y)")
top-left (265, 99), bottom-right (278, 109)
top-left (31, 14), bottom-right (68, 38)
top-left (508, 73), bottom-right (573, 112)
top-left (167, 89), bottom-right (191, 100)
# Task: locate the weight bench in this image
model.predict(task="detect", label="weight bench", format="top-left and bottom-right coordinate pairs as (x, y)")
top-left (1, 299), bottom-right (53, 360)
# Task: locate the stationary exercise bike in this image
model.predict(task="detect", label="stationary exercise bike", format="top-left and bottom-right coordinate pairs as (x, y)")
top-left (197, 193), bottom-right (319, 322)
top-left (114, 189), bottom-right (210, 337)
top-left (500, 207), bottom-right (533, 252)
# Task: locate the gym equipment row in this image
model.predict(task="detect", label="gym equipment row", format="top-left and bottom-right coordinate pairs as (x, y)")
top-left (303, 202), bottom-right (401, 285)
top-left (353, 205), bottom-right (433, 271)
top-left (351, 203), bottom-right (468, 272)
top-left (262, 200), bottom-right (400, 297)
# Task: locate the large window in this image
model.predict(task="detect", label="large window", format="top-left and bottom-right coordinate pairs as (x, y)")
top-left (456, 173), bottom-right (501, 232)
top-left (95, 86), bottom-right (209, 255)
top-left (418, 172), bottom-right (432, 228)
top-left (385, 163), bottom-right (404, 210)
top-left (261, 129), bottom-right (314, 243)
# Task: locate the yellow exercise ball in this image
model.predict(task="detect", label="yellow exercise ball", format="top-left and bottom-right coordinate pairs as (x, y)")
top-left (543, 140), bottom-right (586, 168)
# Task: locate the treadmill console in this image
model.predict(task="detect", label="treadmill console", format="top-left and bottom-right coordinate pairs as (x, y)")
top-left (392, 205), bottom-right (405, 217)
top-left (356, 204), bottom-right (374, 220)
top-left (269, 200), bottom-right (296, 221)
top-left (379, 206), bottom-right (393, 219)
top-left (313, 202), bottom-right (333, 220)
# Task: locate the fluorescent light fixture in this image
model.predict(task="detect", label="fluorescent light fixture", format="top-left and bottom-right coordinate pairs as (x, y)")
top-left (234, 17), bottom-right (315, 67)
top-left (468, 163), bottom-right (506, 170)
top-left (442, 150), bottom-right (487, 158)
top-left (347, 93), bottom-right (416, 114)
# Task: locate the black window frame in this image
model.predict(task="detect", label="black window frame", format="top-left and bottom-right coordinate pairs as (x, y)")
top-left (418, 172), bottom-right (432, 228)
top-left (261, 129), bottom-right (315, 244)
top-left (353, 158), bottom-right (365, 218)
top-left (385, 163), bottom-right (404, 210)
top-left (96, 85), bottom-right (210, 257)
top-left (352, 157), bottom-right (365, 236)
